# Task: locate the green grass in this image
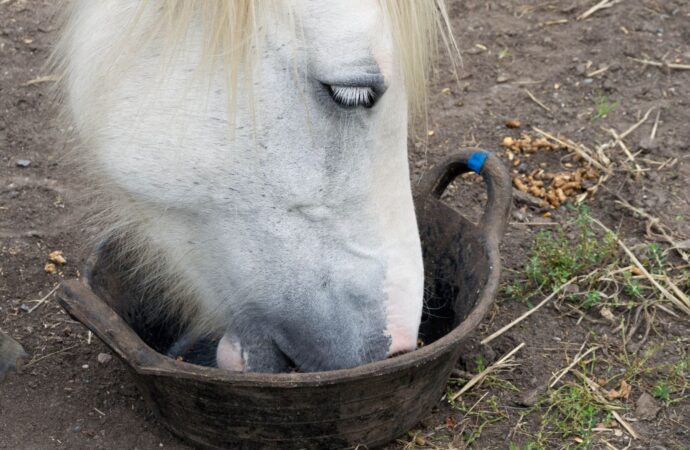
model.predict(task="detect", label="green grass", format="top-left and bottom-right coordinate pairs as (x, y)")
top-left (506, 206), bottom-right (618, 305)
top-left (653, 381), bottom-right (671, 402)
top-left (446, 393), bottom-right (507, 447)
top-left (509, 442), bottom-right (545, 450)
top-left (622, 272), bottom-right (644, 299)
top-left (549, 385), bottom-right (609, 438)
top-left (593, 95), bottom-right (619, 120)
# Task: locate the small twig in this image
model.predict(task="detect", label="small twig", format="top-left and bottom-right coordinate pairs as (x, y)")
top-left (613, 198), bottom-right (689, 263)
top-left (591, 218), bottom-right (690, 316)
top-left (465, 391), bottom-right (490, 416)
top-left (25, 344), bottom-right (79, 367)
top-left (628, 57), bottom-right (690, 70)
top-left (575, 371), bottom-right (641, 439)
top-left (26, 284), bottom-right (60, 314)
top-left (550, 345), bottom-right (601, 388)
top-left (650, 109), bottom-right (661, 140)
top-left (578, 0), bottom-right (625, 20)
top-left (532, 127), bottom-right (611, 174)
top-left (524, 89), bottom-right (552, 113)
top-left (542, 19), bottom-right (569, 26)
top-left (450, 343), bottom-right (525, 401)
top-left (657, 157), bottom-right (678, 171)
top-left (607, 128), bottom-right (643, 175)
top-left (664, 276), bottom-right (690, 310)
top-left (510, 222), bottom-right (560, 227)
top-left (587, 66), bottom-right (609, 77)
top-left (603, 439), bottom-right (622, 450)
top-left (482, 278), bottom-right (578, 345)
top-left (619, 108), bottom-right (654, 141)
top-left (627, 307), bottom-right (653, 353)
top-left (624, 305), bottom-right (644, 346)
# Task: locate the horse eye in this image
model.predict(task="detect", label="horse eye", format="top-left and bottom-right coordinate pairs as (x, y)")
top-left (327, 85), bottom-right (377, 108)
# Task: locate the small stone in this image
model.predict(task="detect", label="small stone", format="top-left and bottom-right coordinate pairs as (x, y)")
top-left (512, 209), bottom-right (527, 222)
top-left (517, 163), bottom-right (528, 173)
top-left (19, 304), bottom-right (30, 313)
top-left (496, 74), bottom-right (510, 83)
top-left (516, 385), bottom-right (546, 407)
top-left (575, 63), bottom-right (587, 75)
top-left (97, 353), bottom-right (112, 365)
top-left (16, 159), bottom-right (31, 168)
top-left (563, 284), bottom-right (581, 294)
top-left (82, 364), bottom-right (89, 369)
top-left (635, 392), bottom-right (661, 420)
top-left (639, 137), bottom-right (659, 152)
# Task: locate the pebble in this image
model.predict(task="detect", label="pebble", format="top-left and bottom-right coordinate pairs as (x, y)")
top-left (16, 159), bottom-right (31, 168)
top-left (635, 392), bottom-right (661, 420)
top-left (97, 353), bottom-right (112, 365)
top-left (639, 137), bottom-right (659, 152)
top-left (563, 284), bottom-right (581, 294)
top-left (496, 74), bottom-right (510, 83)
top-left (512, 209), bottom-right (527, 222)
top-left (19, 304), bottom-right (30, 313)
top-left (516, 385), bottom-right (546, 407)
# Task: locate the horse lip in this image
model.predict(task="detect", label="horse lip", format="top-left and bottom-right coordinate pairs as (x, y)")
top-left (387, 349), bottom-right (412, 359)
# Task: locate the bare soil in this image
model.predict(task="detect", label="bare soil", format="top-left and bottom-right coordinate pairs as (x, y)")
top-left (1, 1), bottom-right (688, 449)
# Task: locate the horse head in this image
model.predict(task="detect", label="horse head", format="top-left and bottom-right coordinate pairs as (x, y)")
top-left (59, 0), bottom-right (455, 372)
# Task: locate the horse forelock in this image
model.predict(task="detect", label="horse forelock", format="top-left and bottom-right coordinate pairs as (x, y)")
top-left (53, 0), bottom-right (458, 121)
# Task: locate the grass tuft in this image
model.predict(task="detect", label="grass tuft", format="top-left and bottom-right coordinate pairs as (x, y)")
top-left (593, 95), bottom-right (619, 120)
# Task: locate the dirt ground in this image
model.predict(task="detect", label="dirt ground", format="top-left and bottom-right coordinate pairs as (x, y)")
top-left (1, 0), bottom-right (688, 449)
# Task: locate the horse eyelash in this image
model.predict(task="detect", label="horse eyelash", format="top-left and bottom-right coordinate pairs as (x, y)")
top-left (328, 85), bottom-right (376, 108)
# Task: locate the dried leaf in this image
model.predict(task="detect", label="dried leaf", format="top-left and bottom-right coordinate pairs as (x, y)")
top-left (600, 306), bottom-right (616, 322)
top-left (607, 380), bottom-right (632, 400)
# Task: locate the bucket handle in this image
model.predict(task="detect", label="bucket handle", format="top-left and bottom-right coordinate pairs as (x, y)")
top-left (418, 150), bottom-right (512, 243)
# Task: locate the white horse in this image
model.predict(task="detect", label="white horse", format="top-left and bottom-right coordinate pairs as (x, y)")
top-left (56, 0), bottom-right (456, 373)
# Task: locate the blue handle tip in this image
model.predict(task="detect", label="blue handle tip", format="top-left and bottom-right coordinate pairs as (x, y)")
top-left (467, 151), bottom-right (489, 174)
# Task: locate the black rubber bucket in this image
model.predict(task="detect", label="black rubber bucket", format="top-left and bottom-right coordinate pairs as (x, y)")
top-left (58, 150), bottom-right (511, 450)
